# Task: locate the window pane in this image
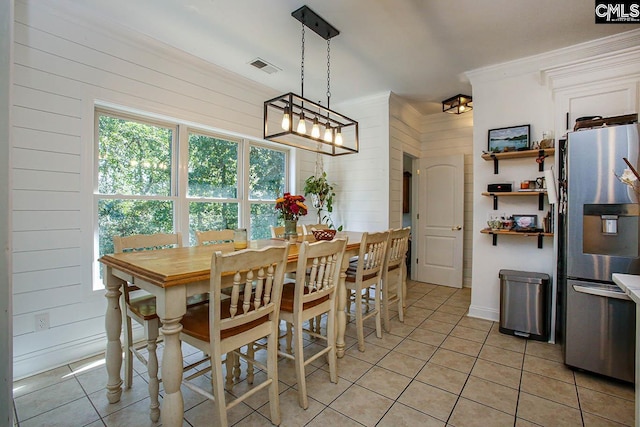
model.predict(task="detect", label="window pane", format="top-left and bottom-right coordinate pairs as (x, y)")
top-left (188, 133), bottom-right (238, 198)
top-left (98, 115), bottom-right (172, 196)
top-left (189, 202), bottom-right (239, 245)
top-left (98, 199), bottom-right (174, 257)
top-left (250, 203), bottom-right (279, 240)
top-left (249, 145), bottom-right (285, 200)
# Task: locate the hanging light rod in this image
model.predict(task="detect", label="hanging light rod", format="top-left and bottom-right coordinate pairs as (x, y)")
top-left (291, 5), bottom-right (339, 40)
top-left (264, 5), bottom-right (358, 156)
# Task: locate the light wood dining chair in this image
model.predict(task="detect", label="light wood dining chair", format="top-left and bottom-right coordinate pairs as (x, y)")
top-left (302, 223), bottom-right (329, 235)
top-left (113, 232), bottom-right (186, 422)
top-left (278, 238), bottom-right (347, 409)
top-left (195, 229), bottom-right (235, 246)
top-left (381, 227), bottom-right (411, 332)
top-left (345, 230), bottom-right (390, 351)
top-left (179, 245), bottom-right (289, 427)
top-left (270, 224), bottom-right (303, 238)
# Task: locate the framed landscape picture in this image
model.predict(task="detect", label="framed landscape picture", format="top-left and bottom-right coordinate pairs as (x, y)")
top-left (488, 124), bottom-right (530, 153)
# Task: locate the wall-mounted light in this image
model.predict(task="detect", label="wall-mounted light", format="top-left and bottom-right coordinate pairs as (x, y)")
top-left (442, 94), bottom-right (473, 114)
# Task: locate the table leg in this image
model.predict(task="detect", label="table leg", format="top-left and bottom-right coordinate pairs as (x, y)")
top-left (157, 286), bottom-right (186, 427)
top-left (104, 266), bottom-right (123, 404)
top-left (336, 262), bottom-right (348, 358)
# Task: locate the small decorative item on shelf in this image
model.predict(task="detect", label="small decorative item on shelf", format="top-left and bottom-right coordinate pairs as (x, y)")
top-left (617, 158), bottom-right (640, 201)
top-left (275, 193), bottom-right (308, 241)
top-left (312, 228), bottom-right (336, 241)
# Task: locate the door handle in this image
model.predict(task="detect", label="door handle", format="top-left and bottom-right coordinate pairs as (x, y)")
top-left (572, 285), bottom-right (630, 301)
top-left (451, 226), bottom-right (462, 231)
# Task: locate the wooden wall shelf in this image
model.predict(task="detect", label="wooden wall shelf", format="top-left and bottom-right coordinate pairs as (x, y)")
top-left (482, 191), bottom-right (547, 210)
top-left (482, 148), bottom-right (555, 173)
top-left (480, 228), bottom-right (553, 248)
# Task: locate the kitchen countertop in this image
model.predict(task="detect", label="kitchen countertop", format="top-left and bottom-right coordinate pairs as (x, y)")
top-left (611, 273), bottom-right (640, 427)
top-left (613, 273), bottom-right (640, 305)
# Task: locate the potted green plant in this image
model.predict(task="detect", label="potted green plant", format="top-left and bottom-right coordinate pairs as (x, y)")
top-left (303, 172), bottom-right (341, 230)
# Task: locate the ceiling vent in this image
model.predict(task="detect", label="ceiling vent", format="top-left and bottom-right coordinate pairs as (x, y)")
top-left (249, 58), bottom-right (280, 74)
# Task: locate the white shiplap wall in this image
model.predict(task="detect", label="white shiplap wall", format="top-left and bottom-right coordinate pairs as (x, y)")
top-left (11, 0), bottom-right (277, 378)
top-left (389, 93), bottom-right (421, 230)
top-left (2, 0), bottom-right (14, 423)
top-left (420, 112), bottom-right (474, 288)
top-left (327, 93), bottom-right (391, 232)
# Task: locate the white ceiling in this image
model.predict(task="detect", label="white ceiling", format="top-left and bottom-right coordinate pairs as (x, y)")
top-left (62, 0), bottom-right (637, 114)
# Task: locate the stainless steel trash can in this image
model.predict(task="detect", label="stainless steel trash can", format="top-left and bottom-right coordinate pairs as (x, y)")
top-left (499, 269), bottom-right (550, 341)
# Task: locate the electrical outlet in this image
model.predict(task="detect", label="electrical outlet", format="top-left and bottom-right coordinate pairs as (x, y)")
top-left (35, 313), bottom-right (49, 331)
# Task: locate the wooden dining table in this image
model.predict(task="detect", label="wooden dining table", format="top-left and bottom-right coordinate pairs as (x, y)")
top-left (98, 231), bottom-right (363, 427)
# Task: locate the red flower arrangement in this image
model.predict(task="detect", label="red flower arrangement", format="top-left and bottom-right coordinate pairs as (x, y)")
top-left (275, 193), bottom-right (308, 220)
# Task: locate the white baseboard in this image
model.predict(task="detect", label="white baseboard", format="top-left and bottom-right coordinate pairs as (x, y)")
top-left (467, 304), bottom-right (499, 322)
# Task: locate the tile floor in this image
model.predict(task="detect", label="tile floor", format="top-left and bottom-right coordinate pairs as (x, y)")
top-left (12, 281), bottom-right (636, 426)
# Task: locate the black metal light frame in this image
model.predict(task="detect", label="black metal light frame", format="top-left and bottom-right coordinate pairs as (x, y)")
top-left (263, 5), bottom-right (359, 156)
top-left (442, 94), bottom-right (473, 114)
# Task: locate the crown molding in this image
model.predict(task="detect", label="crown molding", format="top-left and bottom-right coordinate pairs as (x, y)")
top-left (466, 29), bottom-right (640, 85)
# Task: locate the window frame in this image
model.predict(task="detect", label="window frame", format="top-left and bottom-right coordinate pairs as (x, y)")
top-left (93, 107), bottom-right (291, 289)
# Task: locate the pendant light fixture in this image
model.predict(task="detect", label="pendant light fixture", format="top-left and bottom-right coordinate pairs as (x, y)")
top-left (264, 5), bottom-right (359, 156)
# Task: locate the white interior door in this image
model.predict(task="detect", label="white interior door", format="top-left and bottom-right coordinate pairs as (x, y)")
top-left (416, 154), bottom-right (464, 287)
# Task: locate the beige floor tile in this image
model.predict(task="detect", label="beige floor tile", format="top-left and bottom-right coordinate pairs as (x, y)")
top-left (298, 368), bottom-right (352, 406)
top-left (408, 327), bottom-right (447, 346)
top-left (231, 411), bottom-right (275, 427)
top-left (330, 384), bottom-right (394, 426)
top-left (356, 366), bottom-right (412, 400)
top-left (470, 359), bottom-right (521, 389)
top-left (514, 418), bottom-right (542, 427)
top-left (440, 336), bottom-right (483, 357)
top-left (405, 305), bottom-right (437, 318)
top-left (335, 354), bottom-right (374, 383)
top-left (305, 407), bottom-right (364, 427)
top-left (88, 374), bottom-right (162, 418)
top-left (578, 386), bottom-right (635, 426)
top-left (449, 397), bottom-right (514, 427)
top-left (393, 338), bottom-right (437, 361)
top-left (428, 311), bottom-right (463, 325)
top-left (436, 304), bottom-right (468, 316)
top-left (456, 316), bottom-right (493, 332)
top-left (429, 287), bottom-right (458, 298)
top-left (102, 397), bottom-right (167, 427)
top-left (378, 402), bottom-right (446, 427)
top-left (582, 412), bottom-right (631, 427)
top-left (484, 332), bottom-right (526, 353)
top-left (461, 376), bottom-right (518, 415)
top-left (574, 371), bottom-right (635, 401)
top-left (19, 396), bottom-right (100, 427)
top-left (184, 393), bottom-right (254, 427)
top-left (377, 350), bottom-right (426, 377)
top-left (520, 371), bottom-right (578, 408)
top-left (517, 392), bottom-right (583, 426)
top-left (412, 297), bottom-right (445, 310)
top-left (345, 341), bottom-right (391, 364)
top-left (429, 348), bottom-right (476, 374)
top-left (15, 377), bottom-right (86, 421)
top-left (12, 365), bottom-right (74, 398)
top-left (444, 297), bottom-right (474, 310)
top-left (384, 319), bottom-right (416, 337)
top-left (398, 380), bottom-right (457, 422)
top-left (525, 340), bottom-right (563, 363)
top-left (258, 388), bottom-right (324, 426)
top-left (522, 354), bottom-right (575, 384)
top-left (450, 325), bottom-right (489, 343)
top-left (418, 319), bottom-right (456, 335)
top-left (365, 331), bottom-right (403, 349)
top-left (478, 344), bottom-right (524, 369)
top-left (415, 363), bottom-right (469, 394)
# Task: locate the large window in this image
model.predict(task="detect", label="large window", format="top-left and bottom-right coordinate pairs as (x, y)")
top-left (95, 109), bottom-right (288, 272)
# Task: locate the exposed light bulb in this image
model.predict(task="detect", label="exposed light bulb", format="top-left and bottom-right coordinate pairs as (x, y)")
top-left (281, 107), bottom-right (290, 130)
top-left (311, 117), bottom-right (320, 138)
top-left (324, 126), bottom-right (333, 142)
top-left (335, 127), bottom-right (343, 146)
top-left (296, 113), bottom-right (306, 134)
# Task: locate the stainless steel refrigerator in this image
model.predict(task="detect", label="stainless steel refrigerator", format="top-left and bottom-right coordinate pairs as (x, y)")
top-left (561, 123), bottom-right (640, 383)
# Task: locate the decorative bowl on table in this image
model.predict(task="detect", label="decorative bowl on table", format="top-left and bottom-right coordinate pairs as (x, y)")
top-left (312, 229), bottom-right (337, 241)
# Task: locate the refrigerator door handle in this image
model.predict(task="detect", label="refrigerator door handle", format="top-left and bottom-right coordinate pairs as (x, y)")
top-left (572, 284), bottom-right (631, 301)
